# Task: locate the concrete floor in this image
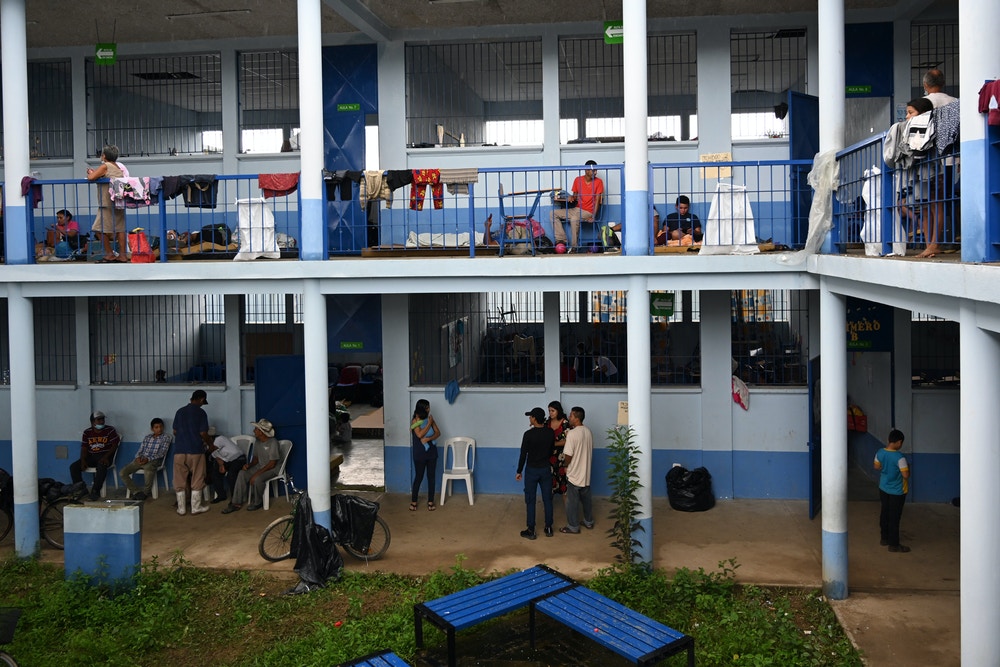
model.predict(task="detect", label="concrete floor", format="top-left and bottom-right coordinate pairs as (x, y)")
top-left (2, 487), bottom-right (959, 666)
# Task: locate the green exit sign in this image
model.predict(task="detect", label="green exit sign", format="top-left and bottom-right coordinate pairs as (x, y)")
top-left (337, 103), bottom-right (361, 112)
top-left (604, 21), bottom-right (623, 45)
top-left (846, 85), bottom-right (872, 95)
top-left (340, 341), bottom-right (364, 350)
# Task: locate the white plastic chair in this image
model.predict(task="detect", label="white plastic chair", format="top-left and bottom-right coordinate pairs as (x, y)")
top-left (231, 434), bottom-right (255, 461)
top-left (439, 436), bottom-right (476, 506)
top-left (262, 439), bottom-right (293, 510)
top-left (84, 447), bottom-right (120, 498)
top-left (125, 453), bottom-right (170, 500)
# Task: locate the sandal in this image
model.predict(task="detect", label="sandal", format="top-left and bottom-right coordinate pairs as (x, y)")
top-left (427, 502), bottom-right (436, 511)
top-left (409, 502), bottom-right (418, 511)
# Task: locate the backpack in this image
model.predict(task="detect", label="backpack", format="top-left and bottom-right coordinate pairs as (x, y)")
top-left (201, 223), bottom-right (232, 247)
top-left (905, 110), bottom-right (936, 156)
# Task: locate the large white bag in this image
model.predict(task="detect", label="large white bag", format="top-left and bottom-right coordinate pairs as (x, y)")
top-left (699, 182), bottom-right (759, 255)
top-left (234, 198), bottom-right (281, 261)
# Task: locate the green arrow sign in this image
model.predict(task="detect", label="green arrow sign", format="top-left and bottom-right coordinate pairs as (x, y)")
top-left (95, 43), bottom-right (117, 66)
top-left (649, 292), bottom-right (674, 317)
top-left (604, 21), bottom-right (623, 45)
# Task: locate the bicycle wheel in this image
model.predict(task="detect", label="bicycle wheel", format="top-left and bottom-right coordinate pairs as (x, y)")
top-left (258, 516), bottom-right (294, 562)
top-left (342, 515), bottom-right (390, 561)
top-left (0, 507), bottom-right (12, 543)
top-left (41, 499), bottom-right (79, 550)
top-left (0, 650), bottom-right (20, 667)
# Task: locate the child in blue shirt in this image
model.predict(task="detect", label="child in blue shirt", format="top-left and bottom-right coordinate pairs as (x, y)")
top-left (874, 429), bottom-right (911, 552)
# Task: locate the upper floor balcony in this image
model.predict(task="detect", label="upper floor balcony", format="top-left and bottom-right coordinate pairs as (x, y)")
top-left (4, 118), bottom-right (996, 268)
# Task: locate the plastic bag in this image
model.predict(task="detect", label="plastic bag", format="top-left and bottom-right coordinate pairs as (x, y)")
top-left (128, 230), bottom-right (155, 263)
top-left (288, 492), bottom-right (343, 591)
top-left (666, 465), bottom-right (715, 512)
top-left (331, 493), bottom-right (379, 554)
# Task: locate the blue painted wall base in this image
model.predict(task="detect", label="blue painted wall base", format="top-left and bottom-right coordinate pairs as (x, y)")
top-left (822, 529), bottom-right (848, 599)
top-left (64, 504), bottom-right (141, 589)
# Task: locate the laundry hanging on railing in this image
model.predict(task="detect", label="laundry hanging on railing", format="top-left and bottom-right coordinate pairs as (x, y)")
top-left (323, 170), bottom-right (362, 201)
top-left (182, 175), bottom-right (219, 209)
top-left (410, 169), bottom-right (444, 210)
top-left (259, 172), bottom-right (300, 199)
top-left (110, 176), bottom-right (156, 209)
top-left (439, 168), bottom-right (479, 195)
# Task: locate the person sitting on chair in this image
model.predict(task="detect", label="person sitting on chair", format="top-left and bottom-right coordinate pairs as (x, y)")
top-left (550, 160), bottom-right (604, 251)
top-left (222, 419), bottom-right (280, 514)
top-left (121, 417), bottom-right (172, 501)
top-left (70, 411), bottom-right (121, 501)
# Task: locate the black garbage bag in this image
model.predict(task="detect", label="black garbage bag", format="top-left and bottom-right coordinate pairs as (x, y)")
top-left (331, 493), bottom-right (379, 554)
top-left (287, 491), bottom-right (343, 594)
top-left (666, 465), bottom-right (715, 512)
top-left (0, 468), bottom-right (12, 512)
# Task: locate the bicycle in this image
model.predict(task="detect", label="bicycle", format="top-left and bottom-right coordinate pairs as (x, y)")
top-left (0, 607), bottom-right (21, 667)
top-left (0, 482), bottom-right (85, 550)
top-left (258, 478), bottom-right (390, 562)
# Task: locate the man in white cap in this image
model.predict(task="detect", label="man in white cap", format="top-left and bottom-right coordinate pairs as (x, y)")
top-left (222, 418), bottom-right (281, 513)
top-left (550, 159), bottom-right (604, 251)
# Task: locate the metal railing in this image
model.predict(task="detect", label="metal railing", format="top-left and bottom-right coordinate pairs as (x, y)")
top-left (26, 175), bottom-right (301, 264)
top-left (834, 131), bottom-right (960, 256)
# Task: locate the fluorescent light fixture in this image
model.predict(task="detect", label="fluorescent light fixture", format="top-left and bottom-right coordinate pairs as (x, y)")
top-left (427, 0), bottom-right (479, 3)
top-left (166, 9), bottom-right (251, 20)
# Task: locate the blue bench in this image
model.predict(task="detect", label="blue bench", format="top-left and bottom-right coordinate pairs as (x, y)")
top-left (338, 649), bottom-right (410, 667)
top-left (532, 585), bottom-right (694, 666)
top-left (414, 564), bottom-right (575, 667)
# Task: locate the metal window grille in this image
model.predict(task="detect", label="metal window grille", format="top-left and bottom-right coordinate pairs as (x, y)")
top-left (405, 39), bottom-right (543, 147)
top-left (0, 298), bottom-right (77, 385)
top-left (0, 61), bottom-right (74, 160)
top-left (731, 290), bottom-right (808, 385)
top-left (409, 292), bottom-right (543, 386)
top-left (910, 23), bottom-right (959, 100)
top-left (730, 29), bottom-right (807, 140)
top-left (239, 50), bottom-right (300, 153)
top-left (240, 294), bottom-right (303, 384)
top-left (560, 33), bottom-right (698, 142)
top-left (911, 313), bottom-right (959, 387)
top-left (89, 295), bottom-right (225, 384)
top-left (85, 53), bottom-right (222, 157)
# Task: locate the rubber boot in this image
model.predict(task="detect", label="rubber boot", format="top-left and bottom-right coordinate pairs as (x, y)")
top-left (202, 487), bottom-right (213, 504)
top-left (175, 490), bottom-right (187, 516)
top-left (190, 488), bottom-right (210, 515)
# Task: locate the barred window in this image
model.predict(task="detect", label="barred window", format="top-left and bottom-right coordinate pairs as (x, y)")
top-left (89, 295), bottom-right (225, 384)
top-left (86, 53), bottom-right (222, 157)
top-left (731, 290), bottom-right (808, 385)
top-left (240, 294), bottom-right (303, 384)
top-left (911, 313), bottom-right (958, 387)
top-left (406, 40), bottom-right (543, 147)
top-left (560, 33), bottom-right (698, 143)
top-left (239, 50), bottom-right (300, 153)
top-left (910, 23), bottom-right (959, 100)
top-left (0, 61), bottom-right (74, 160)
top-left (0, 298), bottom-right (77, 385)
top-left (409, 293), bottom-right (543, 386)
top-left (730, 29), bottom-right (807, 140)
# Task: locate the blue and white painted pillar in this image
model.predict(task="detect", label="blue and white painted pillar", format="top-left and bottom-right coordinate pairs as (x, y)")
top-left (817, 0), bottom-right (845, 255)
top-left (8, 285), bottom-right (39, 556)
top-left (1, 0), bottom-right (33, 265)
top-left (819, 281), bottom-right (848, 599)
top-left (959, 300), bottom-right (1000, 665)
top-left (622, 0), bottom-right (650, 256)
top-left (303, 280), bottom-right (331, 529)
top-left (627, 275), bottom-right (653, 562)
top-left (297, 0), bottom-right (326, 260)
top-left (64, 504), bottom-right (141, 588)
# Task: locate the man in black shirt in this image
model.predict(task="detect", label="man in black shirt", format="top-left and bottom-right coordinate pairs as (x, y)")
top-left (515, 407), bottom-right (556, 539)
top-left (664, 195), bottom-right (703, 242)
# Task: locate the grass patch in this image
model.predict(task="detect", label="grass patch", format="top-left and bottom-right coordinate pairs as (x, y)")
top-left (0, 555), bottom-right (860, 666)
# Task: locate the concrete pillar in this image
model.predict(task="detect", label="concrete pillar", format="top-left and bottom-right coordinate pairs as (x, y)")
top-left (627, 275), bottom-right (653, 562)
top-left (8, 285), bottom-right (39, 556)
top-left (700, 291), bottom-right (733, 497)
top-left (958, 0), bottom-right (1000, 262)
top-left (541, 34), bottom-right (560, 167)
top-left (220, 49), bottom-right (239, 176)
top-left (1, 0), bottom-right (32, 264)
top-left (820, 281), bottom-right (848, 599)
top-left (817, 0), bottom-right (845, 153)
top-left (543, 292), bottom-right (561, 391)
top-left (959, 300), bottom-right (1000, 665)
top-left (303, 280), bottom-right (331, 529)
top-left (622, 0), bottom-right (650, 256)
top-left (297, 0), bottom-right (325, 260)
top-left (381, 294), bottom-right (410, 493)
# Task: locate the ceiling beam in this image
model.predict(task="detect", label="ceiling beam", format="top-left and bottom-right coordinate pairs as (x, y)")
top-left (323, 0), bottom-right (394, 42)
